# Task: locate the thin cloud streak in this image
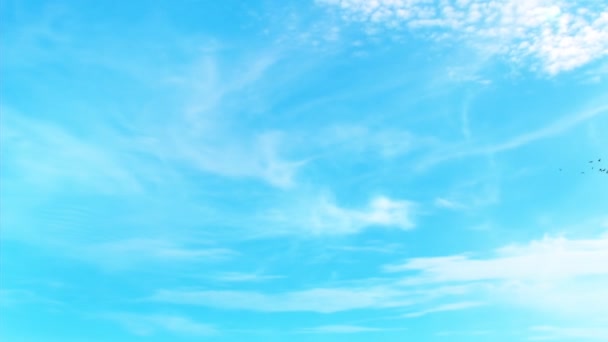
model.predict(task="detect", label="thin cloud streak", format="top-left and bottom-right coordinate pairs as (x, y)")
top-left (102, 312), bottom-right (217, 337)
top-left (419, 103), bottom-right (608, 168)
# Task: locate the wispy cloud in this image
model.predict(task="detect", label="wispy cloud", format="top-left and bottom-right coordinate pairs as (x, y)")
top-left (266, 194), bottom-right (416, 235)
top-left (128, 51), bottom-right (307, 189)
top-left (420, 103), bottom-right (608, 167)
top-left (147, 232), bottom-right (608, 319)
top-left (0, 107), bottom-right (141, 194)
top-left (102, 312), bottom-right (217, 337)
top-left (211, 272), bottom-right (284, 283)
top-left (402, 301), bottom-right (484, 318)
top-left (149, 286), bottom-right (412, 313)
top-left (317, 0), bottom-right (608, 74)
top-left (0, 289), bottom-right (64, 308)
top-left (309, 195), bottom-right (415, 234)
top-left (164, 130), bottom-right (304, 189)
top-left (529, 325), bottom-right (608, 341)
top-left (300, 324), bottom-right (384, 334)
top-left (435, 329), bottom-right (494, 337)
top-left (318, 124), bottom-right (422, 158)
top-left (434, 197), bottom-right (466, 210)
top-left (78, 239), bottom-right (236, 271)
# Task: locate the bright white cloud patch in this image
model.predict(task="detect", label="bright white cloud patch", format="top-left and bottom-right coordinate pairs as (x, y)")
top-left (386, 232), bottom-right (608, 318)
top-left (264, 194), bottom-right (416, 235)
top-left (317, 0), bottom-right (608, 74)
top-left (309, 195), bottom-right (415, 234)
top-left (385, 233), bottom-right (608, 281)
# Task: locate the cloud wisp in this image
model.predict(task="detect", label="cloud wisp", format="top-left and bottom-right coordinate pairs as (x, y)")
top-left (418, 103), bottom-right (608, 168)
top-left (102, 312), bottom-right (217, 337)
top-left (146, 232), bottom-right (608, 321)
top-left (264, 194), bottom-right (416, 236)
top-left (299, 324), bottom-right (384, 334)
top-left (78, 239), bottom-right (236, 271)
top-left (149, 286), bottom-right (412, 313)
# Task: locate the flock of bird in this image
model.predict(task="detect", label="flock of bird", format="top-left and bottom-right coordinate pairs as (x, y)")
top-left (587, 158), bottom-right (608, 174)
top-left (560, 158), bottom-right (608, 174)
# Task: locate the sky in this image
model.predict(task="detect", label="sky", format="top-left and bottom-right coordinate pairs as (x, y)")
top-left (1, 0), bottom-right (608, 341)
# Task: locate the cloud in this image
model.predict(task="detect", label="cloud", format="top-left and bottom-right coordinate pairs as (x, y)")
top-left (309, 195), bottom-right (415, 234)
top-left (529, 326), bottom-right (608, 341)
top-left (211, 272), bottom-right (284, 283)
top-left (385, 232), bottom-right (608, 318)
top-left (148, 232), bottom-right (608, 321)
top-left (149, 286), bottom-right (412, 313)
top-left (420, 103), bottom-right (608, 167)
top-left (435, 330), bottom-right (494, 337)
top-left (103, 313), bottom-right (216, 337)
top-left (300, 325), bottom-right (383, 334)
top-left (0, 289), bottom-right (64, 308)
top-left (78, 239), bottom-right (236, 270)
top-left (402, 301), bottom-right (484, 318)
top-left (319, 124), bottom-right (421, 158)
top-left (317, 0), bottom-right (608, 74)
top-left (165, 130), bottom-right (304, 189)
top-left (0, 107), bottom-right (141, 194)
top-left (385, 233), bottom-right (608, 281)
top-left (134, 52), bottom-right (306, 189)
top-left (264, 194), bottom-right (416, 236)
top-left (434, 197), bottom-right (465, 210)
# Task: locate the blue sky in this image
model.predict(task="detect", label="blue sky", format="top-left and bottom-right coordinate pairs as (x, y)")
top-left (1, 0), bottom-right (608, 341)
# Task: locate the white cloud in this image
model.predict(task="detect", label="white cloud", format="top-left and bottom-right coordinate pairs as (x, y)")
top-left (79, 239), bottom-right (235, 270)
top-left (317, 0), bottom-right (608, 74)
top-left (420, 103), bottom-right (608, 167)
top-left (434, 197), bottom-right (465, 210)
top-left (0, 107), bottom-right (141, 194)
top-left (0, 289), bottom-right (64, 308)
top-left (301, 325), bottom-right (383, 333)
top-left (529, 326), bottom-right (608, 341)
top-left (148, 232), bottom-right (608, 320)
top-left (308, 195), bottom-right (416, 235)
top-left (162, 128), bottom-right (303, 189)
top-left (103, 313), bottom-right (216, 337)
top-left (402, 301), bottom-right (483, 318)
top-left (263, 193), bottom-right (416, 235)
top-left (149, 286), bottom-right (412, 313)
top-left (211, 272), bottom-right (284, 283)
top-left (386, 233), bottom-right (608, 282)
top-left (435, 330), bottom-right (494, 337)
top-left (138, 52), bottom-right (306, 189)
top-left (320, 125), bottom-right (420, 158)
top-left (385, 232), bottom-right (608, 318)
